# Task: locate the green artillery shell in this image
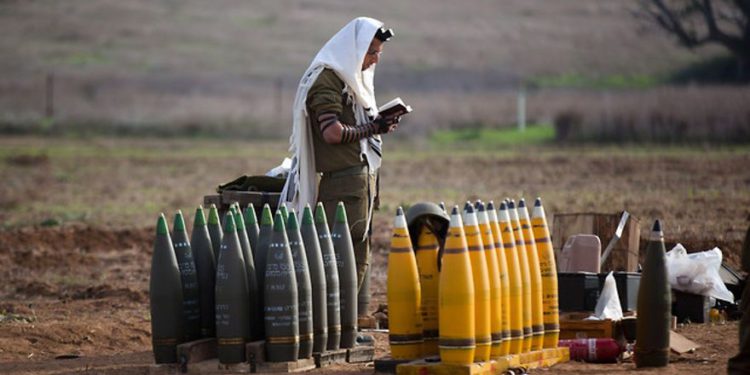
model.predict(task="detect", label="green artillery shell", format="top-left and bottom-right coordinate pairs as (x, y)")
top-left (287, 212), bottom-right (314, 359)
top-left (331, 202), bottom-right (358, 349)
top-left (254, 204), bottom-right (275, 339)
top-left (191, 206), bottom-right (216, 338)
top-left (244, 203), bottom-right (260, 254)
top-left (279, 204), bottom-right (290, 224)
top-left (207, 204), bottom-right (223, 263)
top-left (150, 214), bottom-right (184, 364)
top-left (233, 208), bottom-right (261, 341)
top-left (264, 212), bottom-right (300, 362)
top-left (172, 210), bottom-right (201, 342)
top-left (301, 205), bottom-right (328, 354)
top-left (215, 214), bottom-right (251, 364)
top-left (316, 202), bottom-right (341, 351)
top-left (635, 220), bottom-right (671, 368)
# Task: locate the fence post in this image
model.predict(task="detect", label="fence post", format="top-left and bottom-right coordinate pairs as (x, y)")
top-left (517, 85), bottom-right (526, 132)
top-left (45, 72), bottom-right (55, 118)
top-left (275, 77), bottom-right (283, 128)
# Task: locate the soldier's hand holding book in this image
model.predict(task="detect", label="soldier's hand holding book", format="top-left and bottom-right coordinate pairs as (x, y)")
top-left (373, 113), bottom-right (401, 134)
top-left (375, 97), bottom-right (412, 134)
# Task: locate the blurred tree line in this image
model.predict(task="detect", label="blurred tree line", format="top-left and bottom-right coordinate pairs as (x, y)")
top-left (636, 0), bottom-right (750, 81)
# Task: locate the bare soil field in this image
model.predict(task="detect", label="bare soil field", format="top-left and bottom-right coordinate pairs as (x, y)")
top-left (1, 136), bottom-right (749, 374)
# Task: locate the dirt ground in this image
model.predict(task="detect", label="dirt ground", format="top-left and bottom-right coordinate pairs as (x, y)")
top-left (1, 137), bottom-right (749, 374)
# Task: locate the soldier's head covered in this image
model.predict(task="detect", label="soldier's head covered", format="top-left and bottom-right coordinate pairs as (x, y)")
top-left (362, 26), bottom-right (394, 71)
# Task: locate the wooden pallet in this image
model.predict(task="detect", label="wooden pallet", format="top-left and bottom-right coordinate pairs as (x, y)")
top-left (313, 348), bottom-right (347, 368)
top-left (151, 359), bottom-right (251, 374)
top-left (245, 340), bottom-right (316, 373)
top-left (148, 338), bottom-right (219, 374)
top-left (178, 338), bottom-right (218, 371)
top-left (393, 348), bottom-right (569, 375)
top-left (253, 359), bottom-right (316, 373)
top-left (396, 359), bottom-right (498, 375)
top-left (347, 346), bottom-right (375, 363)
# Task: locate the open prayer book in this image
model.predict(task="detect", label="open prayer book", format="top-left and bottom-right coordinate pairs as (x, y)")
top-left (378, 97), bottom-right (413, 118)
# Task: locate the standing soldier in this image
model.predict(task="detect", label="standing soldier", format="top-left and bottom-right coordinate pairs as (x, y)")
top-left (281, 17), bottom-right (402, 324)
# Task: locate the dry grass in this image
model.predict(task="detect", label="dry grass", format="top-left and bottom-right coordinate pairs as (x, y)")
top-left (2, 135), bottom-right (748, 265)
top-left (551, 87), bottom-right (750, 144)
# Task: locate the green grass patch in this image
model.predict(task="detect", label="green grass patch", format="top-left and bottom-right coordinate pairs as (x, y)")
top-left (231, 14), bottom-right (278, 28)
top-left (52, 50), bottom-right (111, 67)
top-left (430, 123), bottom-right (555, 148)
top-left (0, 312), bottom-right (36, 324)
top-left (528, 73), bottom-right (661, 89)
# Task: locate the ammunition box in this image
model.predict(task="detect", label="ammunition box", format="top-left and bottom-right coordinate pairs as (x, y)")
top-left (557, 272), bottom-right (600, 312)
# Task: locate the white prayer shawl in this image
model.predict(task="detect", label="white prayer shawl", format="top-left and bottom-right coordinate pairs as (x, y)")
top-left (281, 17), bottom-right (384, 235)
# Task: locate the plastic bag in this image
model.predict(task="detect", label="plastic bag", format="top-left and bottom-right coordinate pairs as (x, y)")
top-left (266, 157), bottom-right (292, 178)
top-left (665, 243), bottom-right (734, 303)
top-left (594, 271), bottom-right (623, 320)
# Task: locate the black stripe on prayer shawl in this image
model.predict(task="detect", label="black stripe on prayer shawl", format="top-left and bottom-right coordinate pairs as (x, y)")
top-left (368, 138), bottom-right (382, 157)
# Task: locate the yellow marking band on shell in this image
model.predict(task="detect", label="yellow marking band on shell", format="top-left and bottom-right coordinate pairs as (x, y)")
top-left (390, 246), bottom-right (413, 253)
top-left (390, 333), bottom-right (424, 344)
top-left (153, 338), bottom-right (178, 345)
top-left (217, 337), bottom-right (244, 345)
top-left (439, 338), bottom-right (476, 349)
top-left (266, 336), bottom-right (300, 344)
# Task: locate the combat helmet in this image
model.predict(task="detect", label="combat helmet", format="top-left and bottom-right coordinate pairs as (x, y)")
top-left (405, 202), bottom-right (450, 266)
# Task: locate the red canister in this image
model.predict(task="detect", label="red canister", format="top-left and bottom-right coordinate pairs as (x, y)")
top-left (558, 338), bottom-right (622, 363)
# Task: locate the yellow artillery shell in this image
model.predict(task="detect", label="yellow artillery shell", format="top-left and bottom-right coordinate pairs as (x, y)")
top-left (387, 207), bottom-right (424, 359)
top-left (531, 198), bottom-right (560, 349)
top-left (416, 225), bottom-right (440, 356)
top-left (487, 202), bottom-right (511, 356)
top-left (475, 203), bottom-right (504, 359)
top-left (518, 199), bottom-right (544, 351)
top-left (498, 202), bottom-right (524, 355)
top-left (463, 205), bottom-right (491, 362)
top-left (439, 207), bottom-right (475, 365)
top-left (508, 201), bottom-right (532, 353)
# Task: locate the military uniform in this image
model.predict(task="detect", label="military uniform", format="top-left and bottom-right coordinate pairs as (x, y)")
top-left (306, 68), bottom-right (376, 291)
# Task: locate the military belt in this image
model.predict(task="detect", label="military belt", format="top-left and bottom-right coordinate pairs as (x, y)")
top-left (321, 164), bottom-right (368, 178)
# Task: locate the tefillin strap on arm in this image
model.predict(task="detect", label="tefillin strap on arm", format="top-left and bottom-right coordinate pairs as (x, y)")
top-left (318, 112), bottom-right (390, 144)
top-left (318, 113), bottom-right (338, 134)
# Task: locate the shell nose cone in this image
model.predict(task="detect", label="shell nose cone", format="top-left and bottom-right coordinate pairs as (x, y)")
top-left (652, 219), bottom-right (661, 232)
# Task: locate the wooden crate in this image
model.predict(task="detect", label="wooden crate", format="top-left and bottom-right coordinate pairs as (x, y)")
top-left (552, 212), bottom-right (641, 272)
top-left (560, 317), bottom-right (617, 340)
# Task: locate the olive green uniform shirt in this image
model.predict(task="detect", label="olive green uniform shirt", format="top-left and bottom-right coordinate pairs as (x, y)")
top-left (306, 68), bottom-right (365, 173)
